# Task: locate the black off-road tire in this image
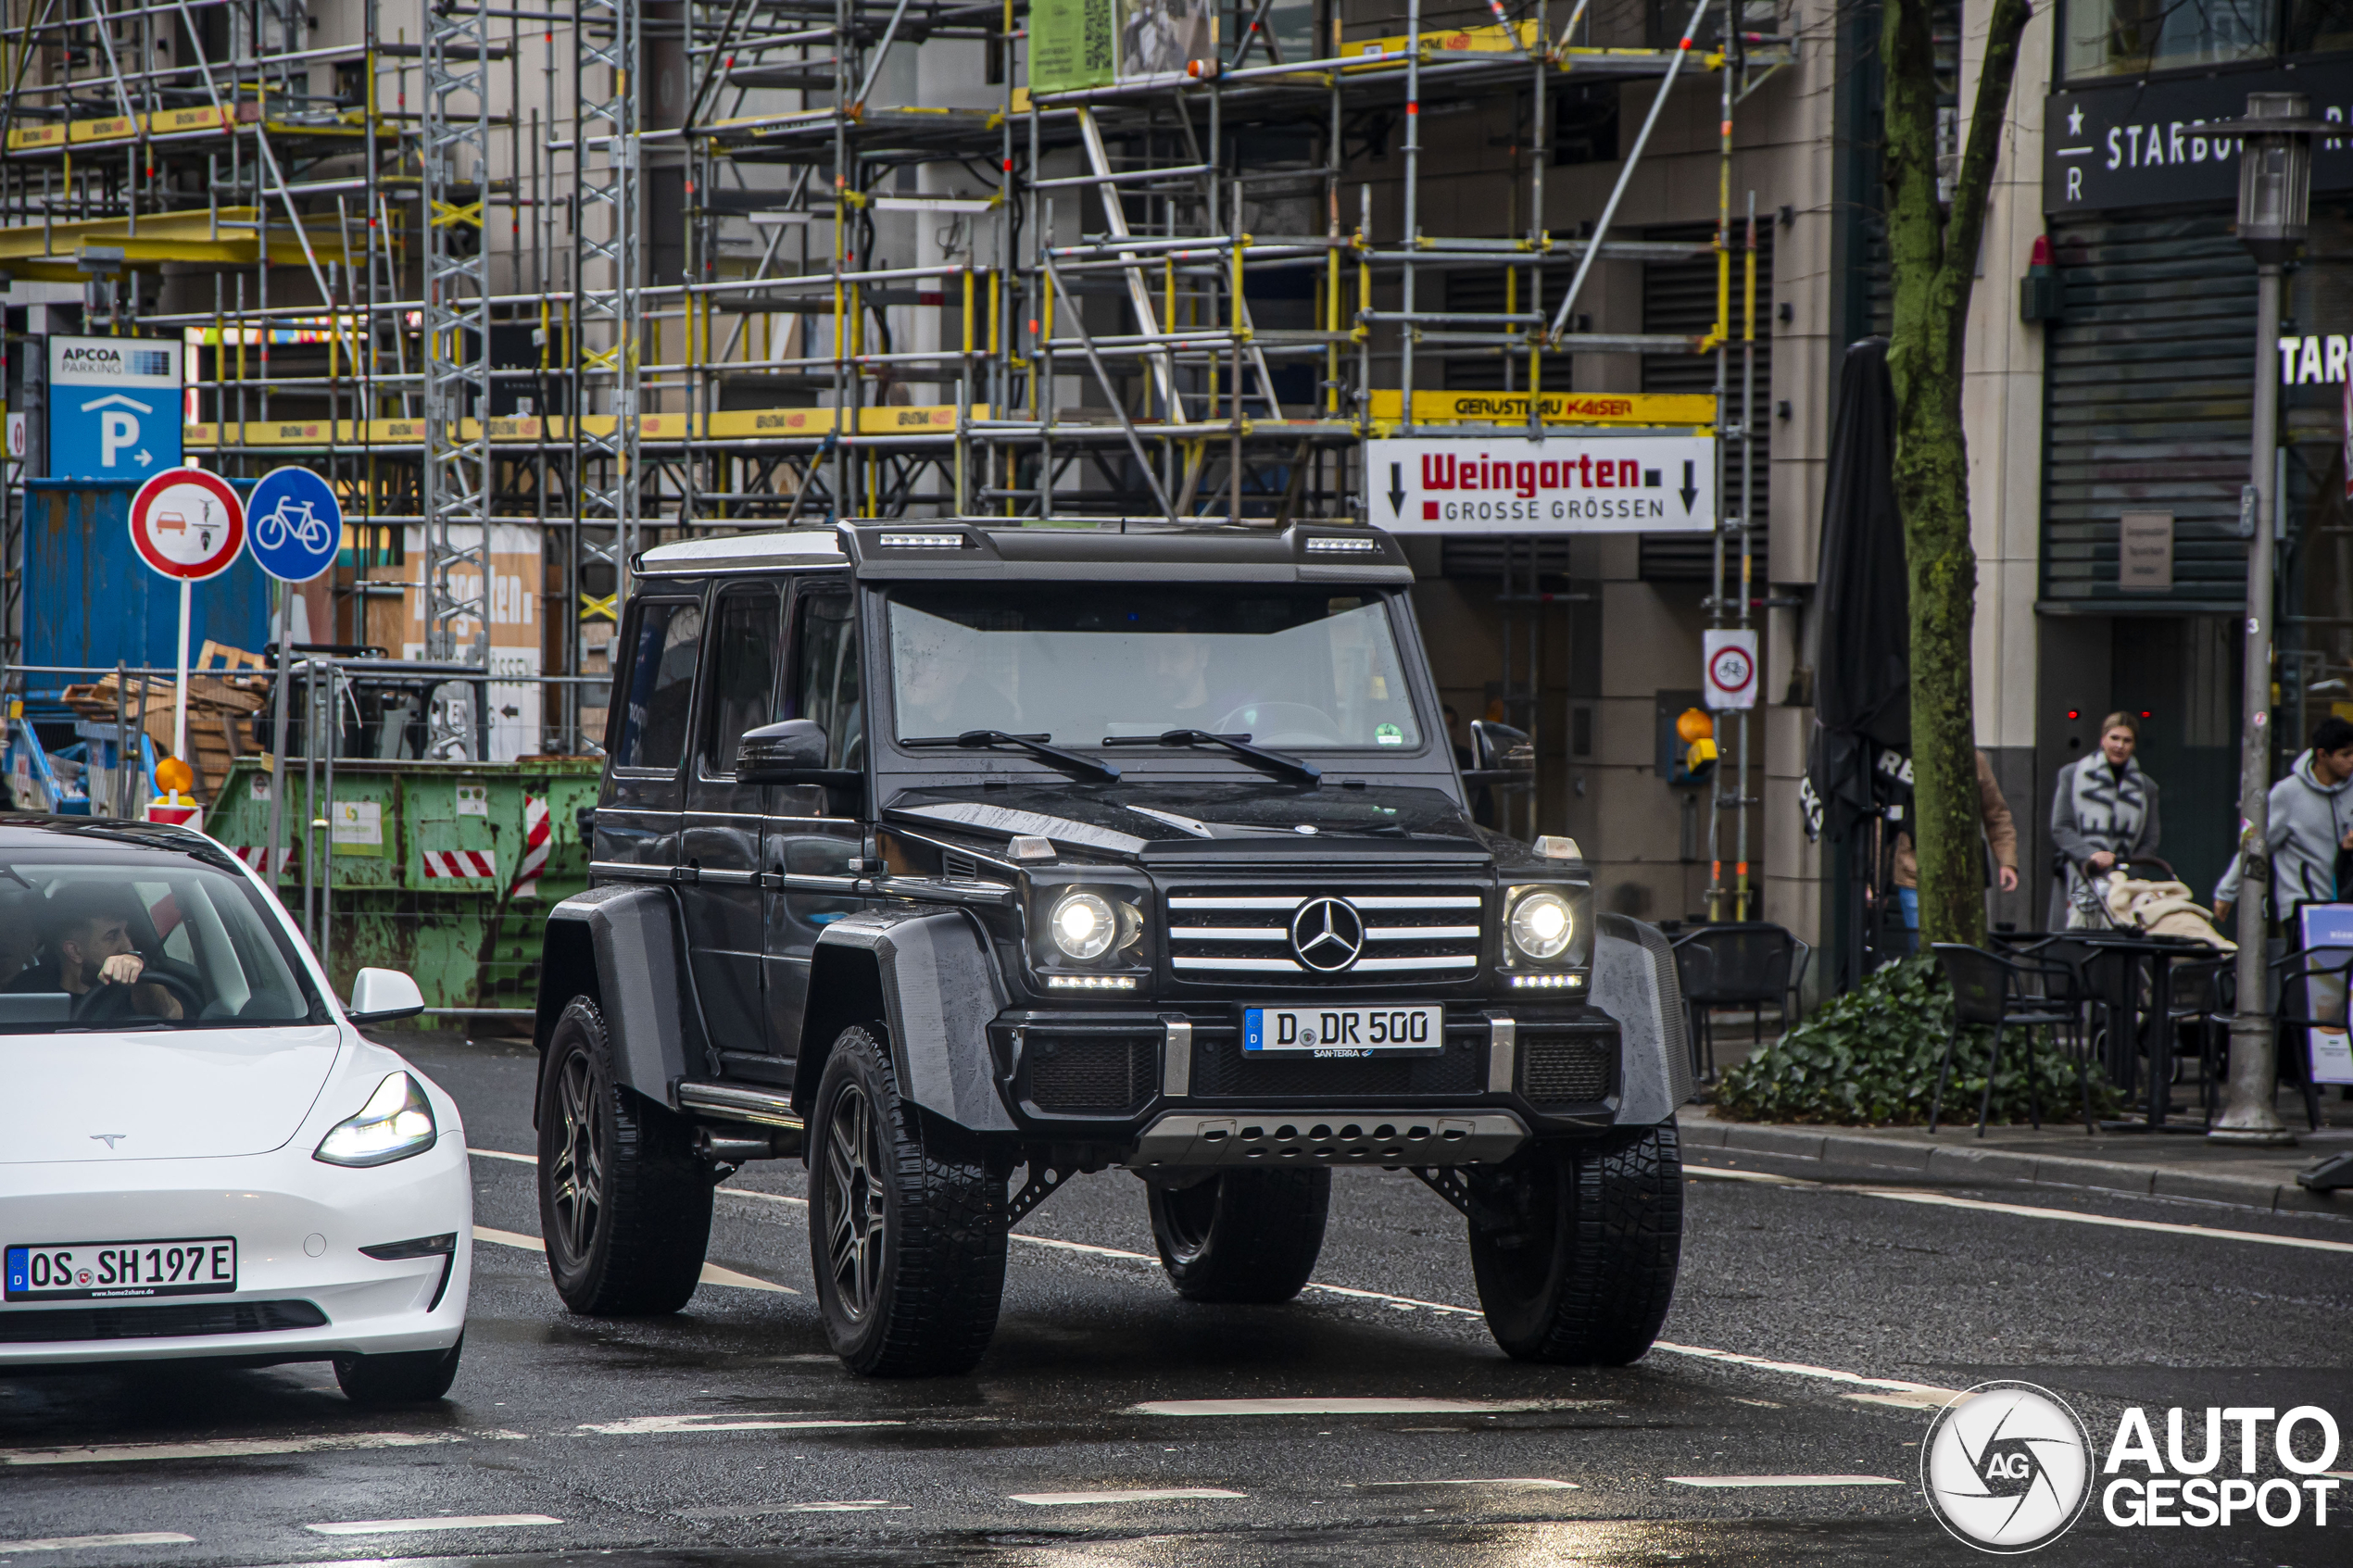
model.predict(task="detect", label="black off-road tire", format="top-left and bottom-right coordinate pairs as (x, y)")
top-left (334, 1334), bottom-right (463, 1406)
top-left (1146, 1169), bottom-right (1330, 1303)
top-left (808, 1025), bottom-right (1007, 1376)
top-left (536, 997), bottom-right (712, 1315)
top-left (1467, 1123), bottom-right (1682, 1364)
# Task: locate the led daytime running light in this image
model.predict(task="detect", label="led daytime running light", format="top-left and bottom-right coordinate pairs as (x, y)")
top-left (314, 1073), bottom-right (438, 1168)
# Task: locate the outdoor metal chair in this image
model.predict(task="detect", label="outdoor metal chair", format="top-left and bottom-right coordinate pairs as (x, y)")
top-left (1929, 943), bottom-right (2094, 1137)
top-left (2267, 946), bottom-right (2348, 1133)
top-left (1671, 922), bottom-right (1813, 1081)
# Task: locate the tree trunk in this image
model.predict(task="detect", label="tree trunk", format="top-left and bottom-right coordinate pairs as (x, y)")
top-left (1879, 0), bottom-right (2032, 949)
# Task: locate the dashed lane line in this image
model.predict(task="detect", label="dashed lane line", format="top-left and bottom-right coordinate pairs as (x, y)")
top-left (678, 1501), bottom-right (911, 1518)
top-left (0, 1433), bottom-right (476, 1467)
top-left (1667, 1475), bottom-right (1906, 1488)
top-left (1687, 1165), bottom-right (2353, 1254)
top-left (304, 1516), bottom-right (561, 1537)
top-left (0, 1534), bottom-right (195, 1552)
top-left (1010, 1488), bottom-right (1247, 1506)
top-left (577, 1414), bottom-right (903, 1436)
top-left (1355, 1478), bottom-right (1579, 1490)
top-left (1127, 1398), bottom-right (1602, 1417)
top-left (471, 1225), bottom-right (797, 1294)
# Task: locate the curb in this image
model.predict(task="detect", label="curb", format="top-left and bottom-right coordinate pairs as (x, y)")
top-left (1674, 1111), bottom-right (2350, 1218)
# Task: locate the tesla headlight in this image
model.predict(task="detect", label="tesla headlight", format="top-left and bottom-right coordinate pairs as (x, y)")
top-left (1050, 890), bottom-right (1117, 961)
top-left (1507, 888), bottom-right (1576, 961)
top-left (314, 1073), bottom-right (438, 1167)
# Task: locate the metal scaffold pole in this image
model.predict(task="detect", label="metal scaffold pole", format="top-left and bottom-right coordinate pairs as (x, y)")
top-left (423, 0), bottom-right (496, 687)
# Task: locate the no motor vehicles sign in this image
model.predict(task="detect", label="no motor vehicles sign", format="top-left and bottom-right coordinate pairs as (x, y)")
top-left (1367, 433), bottom-right (1716, 534)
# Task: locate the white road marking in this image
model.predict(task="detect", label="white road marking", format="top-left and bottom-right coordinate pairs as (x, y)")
top-left (470, 1226), bottom-right (796, 1293)
top-left (578, 1413), bottom-right (903, 1436)
top-left (468, 1148), bottom-right (536, 1166)
top-left (1127, 1398), bottom-right (1580, 1417)
top-left (1668, 1475), bottom-right (1905, 1488)
top-left (0, 1534), bottom-right (195, 1552)
top-left (1689, 1164), bottom-right (2353, 1255)
top-left (1651, 1342), bottom-right (1970, 1409)
top-left (1010, 1488), bottom-right (1246, 1506)
top-left (0, 1433), bottom-right (467, 1467)
top-left (305, 1515), bottom-right (560, 1537)
top-left (1356, 1478), bottom-right (1579, 1490)
top-left (679, 1500), bottom-right (911, 1518)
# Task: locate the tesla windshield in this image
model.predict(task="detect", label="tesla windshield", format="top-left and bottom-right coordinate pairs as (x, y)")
top-left (0, 856), bottom-right (323, 1033)
top-left (887, 585), bottom-right (1425, 751)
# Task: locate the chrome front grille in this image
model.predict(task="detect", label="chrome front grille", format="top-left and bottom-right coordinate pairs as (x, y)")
top-left (1164, 885), bottom-right (1485, 986)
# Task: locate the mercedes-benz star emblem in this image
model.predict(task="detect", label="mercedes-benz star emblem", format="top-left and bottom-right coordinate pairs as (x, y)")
top-left (1290, 897), bottom-right (1365, 972)
top-left (90, 1134), bottom-right (127, 1149)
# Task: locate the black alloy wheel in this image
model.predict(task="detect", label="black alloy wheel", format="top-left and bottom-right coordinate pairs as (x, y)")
top-left (535, 997), bottom-right (711, 1315)
top-left (1147, 1168), bottom-right (1329, 1303)
top-left (1466, 1123), bottom-right (1682, 1364)
top-left (806, 1024), bottom-right (1006, 1376)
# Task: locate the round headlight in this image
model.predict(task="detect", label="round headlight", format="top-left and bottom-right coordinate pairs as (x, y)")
top-left (1050, 890), bottom-right (1117, 961)
top-left (1508, 889), bottom-right (1575, 960)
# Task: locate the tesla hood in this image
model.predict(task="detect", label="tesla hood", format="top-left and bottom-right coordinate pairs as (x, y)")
top-left (0, 1026), bottom-right (346, 1162)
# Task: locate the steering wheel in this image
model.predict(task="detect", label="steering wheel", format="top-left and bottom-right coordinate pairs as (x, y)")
top-left (1213, 701), bottom-right (1345, 748)
top-left (68, 965), bottom-right (202, 1025)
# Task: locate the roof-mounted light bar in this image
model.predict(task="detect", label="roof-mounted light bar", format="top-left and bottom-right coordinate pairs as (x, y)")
top-left (1303, 534), bottom-right (1378, 554)
top-left (875, 531), bottom-right (972, 549)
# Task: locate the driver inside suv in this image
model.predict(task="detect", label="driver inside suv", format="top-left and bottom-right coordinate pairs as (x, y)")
top-left (6, 885), bottom-right (185, 1021)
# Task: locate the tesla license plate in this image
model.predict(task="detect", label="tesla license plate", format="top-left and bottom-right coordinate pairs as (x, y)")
top-left (1242, 1004), bottom-right (1444, 1059)
top-left (5, 1238), bottom-right (237, 1301)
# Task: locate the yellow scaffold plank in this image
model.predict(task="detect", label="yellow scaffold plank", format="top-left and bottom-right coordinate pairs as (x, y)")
top-left (0, 207), bottom-right (357, 276)
top-left (182, 405), bottom-right (990, 448)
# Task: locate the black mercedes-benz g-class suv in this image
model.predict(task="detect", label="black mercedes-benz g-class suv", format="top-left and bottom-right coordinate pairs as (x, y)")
top-left (533, 521), bottom-right (1691, 1377)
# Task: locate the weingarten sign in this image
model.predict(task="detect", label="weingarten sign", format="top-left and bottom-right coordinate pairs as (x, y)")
top-left (2045, 63), bottom-right (2353, 214)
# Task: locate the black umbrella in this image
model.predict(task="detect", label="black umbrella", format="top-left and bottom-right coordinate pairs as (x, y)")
top-left (1805, 338), bottom-right (1913, 982)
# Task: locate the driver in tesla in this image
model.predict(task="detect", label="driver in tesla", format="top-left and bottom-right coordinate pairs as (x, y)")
top-left (6, 884), bottom-right (185, 1021)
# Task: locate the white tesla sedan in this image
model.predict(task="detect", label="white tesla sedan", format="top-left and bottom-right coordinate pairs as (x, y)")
top-left (0, 816), bottom-right (472, 1404)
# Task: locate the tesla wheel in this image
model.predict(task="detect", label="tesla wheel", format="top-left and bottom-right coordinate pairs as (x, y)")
top-left (1147, 1170), bottom-right (1330, 1303)
top-left (807, 1025), bottom-right (1006, 1376)
top-left (1468, 1123), bottom-right (1682, 1364)
top-left (335, 1334), bottom-right (463, 1406)
top-left (536, 996), bottom-right (711, 1315)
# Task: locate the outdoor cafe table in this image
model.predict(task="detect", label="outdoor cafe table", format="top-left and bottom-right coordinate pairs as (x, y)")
top-left (2062, 929), bottom-right (2211, 1132)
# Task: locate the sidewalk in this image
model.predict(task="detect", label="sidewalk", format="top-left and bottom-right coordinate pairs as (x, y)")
top-left (1677, 1091), bottom-right (2353, 1217)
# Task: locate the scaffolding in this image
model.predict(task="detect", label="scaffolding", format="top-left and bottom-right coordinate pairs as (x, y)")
top-left (1, 0), bottom-right (1789, 769)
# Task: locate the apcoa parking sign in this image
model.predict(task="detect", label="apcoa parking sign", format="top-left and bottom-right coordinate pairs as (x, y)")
top-left (48, 334), bottom-right (182, 483)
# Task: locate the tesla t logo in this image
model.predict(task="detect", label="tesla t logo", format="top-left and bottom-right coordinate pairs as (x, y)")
top-left (1290, 897), bottom-right (1365, 972)
top-left (90, 1133), bottom-right (127, 1149)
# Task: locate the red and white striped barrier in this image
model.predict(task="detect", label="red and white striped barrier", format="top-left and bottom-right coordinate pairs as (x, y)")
top-left (231, 847), bottom-right (293, 876)
top-left (422, 848), bottom-right (497, 881)
top-left (510, 795), bottom-right (552, 899)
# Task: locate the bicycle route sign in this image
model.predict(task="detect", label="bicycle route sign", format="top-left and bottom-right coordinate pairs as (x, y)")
top-left (129, 468), bottom-right (245, 582)
top-left (244, 465), bottom-right (343, 583)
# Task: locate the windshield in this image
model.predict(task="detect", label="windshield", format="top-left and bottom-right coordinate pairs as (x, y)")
top-left (887, 585), bottom-right (1424, 752)
top-left (0, 854), bottom-right (324, 1034)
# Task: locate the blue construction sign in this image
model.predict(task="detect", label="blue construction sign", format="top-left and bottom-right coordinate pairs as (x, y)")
top-left (47, 334), bottom-right (183, 482)
top-left (245, 465), bottom-right (344, 583)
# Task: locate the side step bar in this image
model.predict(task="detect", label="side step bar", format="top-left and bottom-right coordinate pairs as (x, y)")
top-left (677, 1080), bottom-right (805, 1137)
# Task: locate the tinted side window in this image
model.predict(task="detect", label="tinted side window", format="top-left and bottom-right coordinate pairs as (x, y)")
top-left (787, 594), bottom-right (863, 770)
top-left (611, 598), bottom-right (702, 771)
top-left (701, 585), bottom-right (782, 776)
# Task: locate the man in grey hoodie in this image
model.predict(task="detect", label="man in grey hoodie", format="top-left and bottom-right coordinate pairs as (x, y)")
top-left (2215, 716), bottom-right (2353, 926)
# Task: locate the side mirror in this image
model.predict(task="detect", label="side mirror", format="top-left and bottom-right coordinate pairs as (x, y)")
top-left (348, 967), bottom-right (425, 1024)
top-left (1470, 720), bottom-right (1534, 773)
top-left (736, 719), bottom-right (861, 788)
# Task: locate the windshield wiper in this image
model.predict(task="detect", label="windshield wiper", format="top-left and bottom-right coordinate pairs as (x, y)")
top-left (1101, 729), bottom-right (1320, 787)
top-left (902, 731), bottom-right (1122, 785)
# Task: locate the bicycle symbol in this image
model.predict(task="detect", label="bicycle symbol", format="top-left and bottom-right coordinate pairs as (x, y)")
top-left (254, 497), bottom-right (334, 557)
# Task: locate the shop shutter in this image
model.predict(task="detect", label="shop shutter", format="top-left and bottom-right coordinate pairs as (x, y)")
top-left (2043, 214), bottom-right (2255, 609)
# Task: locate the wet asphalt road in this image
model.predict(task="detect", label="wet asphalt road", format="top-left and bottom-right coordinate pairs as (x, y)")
top-left (3, 1035), bottom-right (2351, 1568)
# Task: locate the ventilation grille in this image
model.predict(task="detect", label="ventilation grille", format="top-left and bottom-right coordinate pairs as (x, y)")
top-left (1026, 1031), bottom-right (1157, 1114)
top-left (1519, 1029), bottom-right (1615, 1105)
top-left (1165, 885), bottom-right (1485, 988)
top-left (0, 1299), bottom-right (329, 1344)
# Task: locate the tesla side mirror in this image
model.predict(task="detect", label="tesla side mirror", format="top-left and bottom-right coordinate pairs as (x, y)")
top-left (737, 719), bottom-right (861, 787)
top-left (348, 968), bottom-right (426, 1024)
top-left (1470, 720), bottom-right (1534, 773)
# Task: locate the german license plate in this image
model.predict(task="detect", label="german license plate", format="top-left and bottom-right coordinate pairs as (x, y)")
top-left (5, 1238), bottom-right (237, 1301)
top-left (1243, 1004), bottom-right (1444, 1059)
